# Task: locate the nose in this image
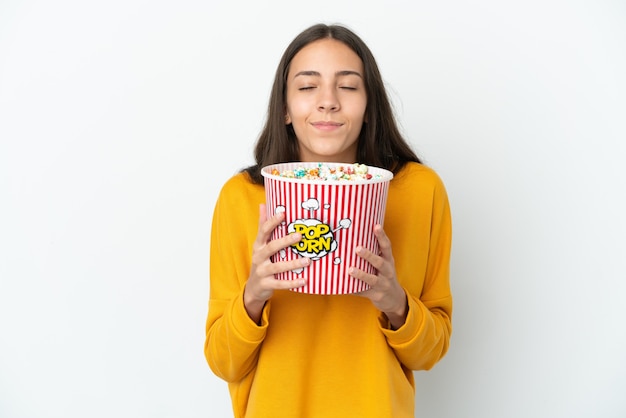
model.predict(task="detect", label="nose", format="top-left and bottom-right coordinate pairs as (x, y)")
top-left (317, 87), bottom-right (339, 112)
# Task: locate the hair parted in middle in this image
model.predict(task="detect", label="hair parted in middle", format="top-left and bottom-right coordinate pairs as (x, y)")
top-left (243, 23), bottom-right (422, 184)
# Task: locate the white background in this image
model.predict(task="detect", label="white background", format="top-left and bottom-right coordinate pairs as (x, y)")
top-left (1, 1), bottom-right (625, 417)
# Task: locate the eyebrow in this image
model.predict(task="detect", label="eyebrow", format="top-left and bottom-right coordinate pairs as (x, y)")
top-left (293, 70), bottom-right (363, 79)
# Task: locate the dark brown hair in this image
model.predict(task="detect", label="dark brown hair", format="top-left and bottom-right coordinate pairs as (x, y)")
top-left (243, 23), bottom-right (422, 184)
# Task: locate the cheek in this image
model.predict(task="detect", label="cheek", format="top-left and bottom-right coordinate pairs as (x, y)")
top-left (286, 101), bottom-right (310, 122)
top-left (346, 95), bottom-right (367, 121)
top-left (351, 105), bottom-right (367, 125)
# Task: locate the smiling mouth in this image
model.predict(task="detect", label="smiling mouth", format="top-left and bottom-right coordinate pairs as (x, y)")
top-left (312, 121), bottom-right (343, 129)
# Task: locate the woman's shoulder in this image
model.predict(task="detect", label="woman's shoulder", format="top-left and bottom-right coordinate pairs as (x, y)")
top-left (217, 170), bottom-right (264, 201)
top-left (392, 161), bottom-right (446, 189)
top-left (219, 170), bottom-right (257, 192)
top-left (221, 170), bottom-right (252, 187)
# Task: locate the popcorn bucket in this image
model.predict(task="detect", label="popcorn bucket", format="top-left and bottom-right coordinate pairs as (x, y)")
top-left (261, 162), bottom-right (393, 295)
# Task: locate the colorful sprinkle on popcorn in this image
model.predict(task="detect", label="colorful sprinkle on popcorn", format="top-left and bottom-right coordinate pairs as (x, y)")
top-left (271, 163), bottom-right (380, 181)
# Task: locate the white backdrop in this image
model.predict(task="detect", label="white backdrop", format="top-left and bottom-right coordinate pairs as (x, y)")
top-left (1, 1), bottom-right (625, 417)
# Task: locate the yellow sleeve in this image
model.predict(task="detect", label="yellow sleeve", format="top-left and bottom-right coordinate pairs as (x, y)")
top-left (380, 164), bottom-right (453, 371)
top-left (203, 173), bottom-right (270, 382)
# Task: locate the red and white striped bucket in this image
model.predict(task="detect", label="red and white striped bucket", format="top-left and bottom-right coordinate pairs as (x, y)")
top-left (262, 162), bottom-right (393, 295)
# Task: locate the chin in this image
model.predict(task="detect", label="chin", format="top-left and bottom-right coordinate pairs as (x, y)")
top-left (309, 155), bottom-right (351, 163)
top-left (308, 148), bottom-right (356, 163)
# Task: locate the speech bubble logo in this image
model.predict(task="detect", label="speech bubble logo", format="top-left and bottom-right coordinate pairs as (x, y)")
top-left (288, 218), bottom-right (337, 261)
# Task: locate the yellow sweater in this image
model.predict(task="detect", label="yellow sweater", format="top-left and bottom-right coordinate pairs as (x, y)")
top-left (204, 162), bottom-right (453, 418)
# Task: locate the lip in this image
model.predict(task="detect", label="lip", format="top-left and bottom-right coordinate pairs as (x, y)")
top-left (311, 121), bottom-right (343, 131)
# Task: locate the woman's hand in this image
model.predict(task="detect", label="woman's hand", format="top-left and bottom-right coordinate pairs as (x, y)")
top-left (350, 224), bottom-right (408, 329)
top-left (243, 204), bottom-right (310, 324)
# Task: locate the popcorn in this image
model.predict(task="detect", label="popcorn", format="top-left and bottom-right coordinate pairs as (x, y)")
top-left (271, 163), bottom-right (378, 181)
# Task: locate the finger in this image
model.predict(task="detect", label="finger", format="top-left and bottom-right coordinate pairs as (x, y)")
top-left (270, 277), bottom-right (308, 290)
top-left (259, 253), bottom-right (310, 276)
top-left (355, 245), bottom-right (384, 271)
top-left (373, 224), bottom-right (393, 259)
top-left (348, 266), bottom-right (378, 287)
top-left (264, 231), bottom-right (303, 257)
top-left (261, 208), bottom-right (286, 235)
top-left (254, 204), bottom-right (271, 245)
top-left (258, 203), bottom-right (268, 225)
top-left (354, 245), bottom-right (395, 283)
top-left (255, 206), bottom-right (286, 247)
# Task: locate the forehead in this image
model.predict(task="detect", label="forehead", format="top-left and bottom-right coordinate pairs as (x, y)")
top-left (288, 39), bottom-right (364, 76)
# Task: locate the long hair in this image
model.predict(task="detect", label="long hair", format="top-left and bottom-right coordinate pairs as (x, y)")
top-left (243, 23), bottom-right (422, 184)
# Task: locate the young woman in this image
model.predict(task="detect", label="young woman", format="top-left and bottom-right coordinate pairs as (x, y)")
top-left (204, 23), bottom-right (453, 418)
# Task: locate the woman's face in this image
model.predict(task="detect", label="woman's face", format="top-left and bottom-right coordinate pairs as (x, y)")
top-left (285, 39), bottom-right (367, 163)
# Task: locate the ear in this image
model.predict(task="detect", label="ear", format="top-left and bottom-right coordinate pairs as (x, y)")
top-left (285, 113), bottom-right (291, 125)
